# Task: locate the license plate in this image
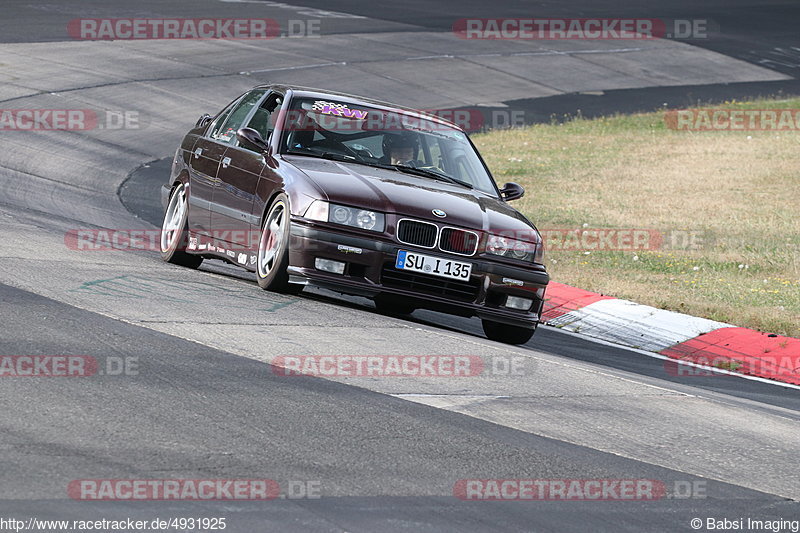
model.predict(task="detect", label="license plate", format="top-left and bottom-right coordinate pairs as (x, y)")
top-left (395, 250), bottom-right (472, 281)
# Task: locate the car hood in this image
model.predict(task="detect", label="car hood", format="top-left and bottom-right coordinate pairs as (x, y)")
top-left (284, 155), bottom-right (540, 241)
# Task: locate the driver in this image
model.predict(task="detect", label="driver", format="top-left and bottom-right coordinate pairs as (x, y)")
top-left (381, 131), bottom-right (420, 165)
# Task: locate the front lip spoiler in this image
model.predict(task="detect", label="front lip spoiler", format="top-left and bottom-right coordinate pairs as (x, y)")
top-left (288, 267), bottom-right (540, 329)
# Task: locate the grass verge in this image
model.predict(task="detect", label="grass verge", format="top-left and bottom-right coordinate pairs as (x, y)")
top-left (474, 98), bottom-right (800, 337)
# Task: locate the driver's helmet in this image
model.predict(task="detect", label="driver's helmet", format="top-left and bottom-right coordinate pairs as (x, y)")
top-left (382, 131), bottom-right (420, 159)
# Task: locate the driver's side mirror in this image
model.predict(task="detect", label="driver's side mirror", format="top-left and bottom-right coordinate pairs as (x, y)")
top-left (500, 182), bottom-right (525, 201)
top-left (237, 127), bottom-right (271, 154)
top-left (195, 113), bottom-right (212, 128)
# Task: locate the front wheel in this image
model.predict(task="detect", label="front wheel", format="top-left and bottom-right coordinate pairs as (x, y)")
top-left (256, 194), bottom-right (301, 294)
top-left (482, 319), bottom-right (536, 345)
top-left (160, 182), bottom-right (203, 269)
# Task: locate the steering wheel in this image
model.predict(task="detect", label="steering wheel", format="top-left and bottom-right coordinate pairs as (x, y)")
top-left (350, 144), bottom-right (375, 159)
top-left (340, 143), bottom-right (362, 158)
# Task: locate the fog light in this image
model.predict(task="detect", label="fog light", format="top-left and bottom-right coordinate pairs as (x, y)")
top-left (505, 296), bottom-right (533, 311)
top-left (315, 258), bottom-right (345, 275)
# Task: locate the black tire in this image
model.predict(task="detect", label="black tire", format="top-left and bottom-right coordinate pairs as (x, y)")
top-left (256, 193), bottom-right (301, 294)
top-left (482, 319), bottom-right (536, 345)
top-left (373, 294), bottom-right (416, 315)
top-left (160, 182), bottom-right (203, 269)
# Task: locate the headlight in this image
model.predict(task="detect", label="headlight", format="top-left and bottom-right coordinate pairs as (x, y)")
top-left (486, 234), bottom-right (542, 263)
top-left (304, 200), bottom-right (385, 232)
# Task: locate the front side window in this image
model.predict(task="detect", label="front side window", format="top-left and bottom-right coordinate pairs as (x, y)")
top-left (213, 89), bottom-right (268, 144)
top-left (208, 97), bottom-right (243, 139)
top-left (238, 93), bottom-right (282, 150)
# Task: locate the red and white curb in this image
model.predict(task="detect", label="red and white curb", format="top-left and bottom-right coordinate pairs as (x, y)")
top-left (542, 282), bottom-right (800, 386)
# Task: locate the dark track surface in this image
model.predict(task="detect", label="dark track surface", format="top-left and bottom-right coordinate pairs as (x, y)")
top-left (285, 0), bottom-right (800, 77)
top-left (469, 79), bottom-right (800, 130)
top-left (1, 281), bottom-right (797, 531)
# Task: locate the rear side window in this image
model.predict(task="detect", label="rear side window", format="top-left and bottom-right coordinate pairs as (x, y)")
top-left (213, 89), bottom-right (268, 143)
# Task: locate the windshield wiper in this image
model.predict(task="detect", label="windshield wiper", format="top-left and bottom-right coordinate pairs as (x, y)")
top-left (391, 165), bottom-right (473, 189)
top-left (321, 152), bottom-right (357, 162)
top-left (285, 149), bottom-right (358, 162)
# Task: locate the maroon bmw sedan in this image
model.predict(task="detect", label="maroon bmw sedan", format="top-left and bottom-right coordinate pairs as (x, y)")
top-left (160, 84), bottom-right (548, 344)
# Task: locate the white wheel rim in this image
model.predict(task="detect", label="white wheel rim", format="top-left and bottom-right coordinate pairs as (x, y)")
top-left (161, 185), bottom-right (187, 253)
top-left (258, 201), bottom-right (286, 278)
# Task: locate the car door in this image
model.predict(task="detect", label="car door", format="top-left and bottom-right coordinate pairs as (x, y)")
top-left (186, 96), bottom-right (242, 235)
top-left (210, 89), bottom-right (276, 253)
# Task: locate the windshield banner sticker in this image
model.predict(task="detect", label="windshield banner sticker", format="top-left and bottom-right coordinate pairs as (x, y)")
top-left (312, 100), bottom-right (368, 120)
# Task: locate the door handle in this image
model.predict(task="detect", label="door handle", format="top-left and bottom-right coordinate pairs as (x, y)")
top-left (221, 157), bottom-right (231, 169)
top-left (194, 147), bottom-right (202, 159)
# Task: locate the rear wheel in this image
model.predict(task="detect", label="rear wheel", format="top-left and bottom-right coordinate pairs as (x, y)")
top-left (160, 183), bottom-right (203, 269)
top-left (482, 319), bottom-right (536, 345)
top-left (257, 194), bottom-right (301, 294)
top-left (373, 294), bottom-right (416, 315)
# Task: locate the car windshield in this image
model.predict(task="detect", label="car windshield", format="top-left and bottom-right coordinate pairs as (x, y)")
top-left (279, 97), bottom-right (498, 195)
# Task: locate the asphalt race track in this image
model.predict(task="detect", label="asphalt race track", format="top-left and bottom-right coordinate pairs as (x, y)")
top-left (1, 1), bottom-right (798, 531)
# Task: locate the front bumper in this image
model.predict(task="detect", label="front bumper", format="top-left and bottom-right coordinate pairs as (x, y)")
top-left (287, 220), bottom-right (549, 329)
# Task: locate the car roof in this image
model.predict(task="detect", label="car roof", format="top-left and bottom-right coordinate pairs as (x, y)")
top-left (255, 84), bottom-right (463, 131)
